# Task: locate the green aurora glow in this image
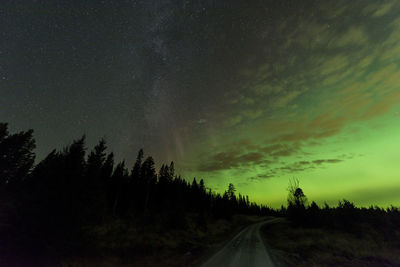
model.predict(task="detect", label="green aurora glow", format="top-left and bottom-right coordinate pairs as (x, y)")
top-left (176, 2), bottom-right (400, 208)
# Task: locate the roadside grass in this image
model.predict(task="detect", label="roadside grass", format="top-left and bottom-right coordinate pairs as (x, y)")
top-left (261, 219), bottom-right (400, 266)
top-left (60, 214), bottom-right (266, 266)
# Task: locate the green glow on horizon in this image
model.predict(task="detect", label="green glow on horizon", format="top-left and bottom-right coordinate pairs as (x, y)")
top-left (176, 2), bottom-right (400, 208)
top-left (182, 110), bottom-right (400, 208)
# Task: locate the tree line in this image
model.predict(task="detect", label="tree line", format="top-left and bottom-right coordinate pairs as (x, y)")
top-left (285, 178), bottom-right (400, 242)
top-left (0, 122), bottom-right (272, 250)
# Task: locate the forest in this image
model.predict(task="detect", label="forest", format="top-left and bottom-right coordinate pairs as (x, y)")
top-left (1, 122), bottom-right (400, 266)
top-left (0, 122), bottom-right (272, 265)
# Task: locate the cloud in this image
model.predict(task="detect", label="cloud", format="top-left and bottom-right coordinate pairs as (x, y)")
top-left (339, 91), bottom-right (373, 115)
top-left (260, 143), bottom-right (300, 158)
top-left (365, 64), bottom-right (398, 88)
top-left (295, 21), bottom-right (333, 49)
top-left (248, 173), bottom-right (275, 181)
top-left (197, 141), bottom-right (301, 172)
top-left (319, 55), bottom-right (349, 76)
top-left (279, 166), bottom-right (308, 172)
top-left (261, 143), bottom-right (290, 153)
top-left (371, 2), bottom-right (397, 17)
top-left (271, 90), bottom-right (302, 108)
top-left (198, 150), bottom-right (267, 172)
top-left (197, 140), bottom-right (304, 173)
top-left (334, 27), bottom-right (368, 47)
top-left (361, 90), bottom-right (400, 120)
top-left (237, 152), bottom-right (264, 164)
top-left (379, 18), bottom-right (400, 63)
top-left (312, 159), bottom-right (343, 165)
top-left (267, 158), bottom-right (344, 176)
top-left (268, 115), bottom-right (347, 143)
top-left (242, 109), bottom-right (264, 119)
top-left (232, 139), bottom-right (257, 150)
top-left (184, 1), bottom-right (400, 181)
top-left (225, 115), bottom-right (243, 127)
top-left (256, 173), bottom-right (275, 179)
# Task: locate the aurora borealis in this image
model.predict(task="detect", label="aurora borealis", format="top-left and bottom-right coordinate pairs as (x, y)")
top-left (1, 1), bottom-right (400, 207)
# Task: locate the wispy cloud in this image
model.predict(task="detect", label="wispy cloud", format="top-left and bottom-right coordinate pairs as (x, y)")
top-left (183, 1), bottom-right (400, 186)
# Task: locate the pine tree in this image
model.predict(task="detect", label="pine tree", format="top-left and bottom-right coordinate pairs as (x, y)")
top-left (141, 156), bottom-right (156, 212)
top-left (0, 123), bottom-right (36, 186)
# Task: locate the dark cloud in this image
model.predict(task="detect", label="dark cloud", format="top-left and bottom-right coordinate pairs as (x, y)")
top-left (262, 157), bottom-right (345, 176)
top-left (260, 143), bottom-right (300, 157)
top-left (257, 173), bottom-right (274, 179)
top-left (248, 173), bottom-right (275, 181)
top-left (268, 115), bottom-right (348, 144)
top-left (238, 152), bottom-right (264, 164)
top-left (197, 138), bottom-right (346, 174)
top-left (197, 141), bottom-right (298, 172)
top-left (198, 150), bottom-right (267, 172)
top-left (312, 159), bottom-right (343, 165)
top-left (280, 168), bottom-right (307, 173)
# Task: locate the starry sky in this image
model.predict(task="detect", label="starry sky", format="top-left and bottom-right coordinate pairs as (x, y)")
top-left (1, 1), bottom-right (400, 207)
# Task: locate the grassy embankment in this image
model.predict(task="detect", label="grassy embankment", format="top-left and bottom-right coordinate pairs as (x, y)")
top-left (61, 214), bottom-right (266, 266)
top-left (261, 219), bottom-right (400, 266)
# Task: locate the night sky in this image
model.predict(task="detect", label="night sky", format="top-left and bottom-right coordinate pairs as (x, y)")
top-left (2, 1), bottom-right (400, 207)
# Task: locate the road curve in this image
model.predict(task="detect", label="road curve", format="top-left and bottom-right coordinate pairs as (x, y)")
top-left (201, 219), bottom-right (279, 267)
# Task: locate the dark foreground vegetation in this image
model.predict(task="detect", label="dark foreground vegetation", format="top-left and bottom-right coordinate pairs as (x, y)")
top-left (261, 179), bottom-right (400, 266)
top-left (0, 123), bottom-right (272, 266)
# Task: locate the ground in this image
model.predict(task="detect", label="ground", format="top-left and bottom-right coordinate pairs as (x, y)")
top-left (59, 214), bottom-right (266, 267)
top-left (261, 219), bottom-right (400, 266)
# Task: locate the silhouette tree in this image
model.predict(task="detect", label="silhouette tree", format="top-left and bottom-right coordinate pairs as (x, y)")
top-left (0, 123), bottom-right (7, 140)
top-left (85, 139), bottom-right (112, 223)
top-left (227, 183), bottom-right (236, 201)
top-left (199, 179), bottom-right (205, 193)
top-left (110, 161), bottom-right (129, 217)
top-left (287, 177), bottom-right (307, 226)
top-left (141, 156), bottom-right (156, 212)
top-left (0, 123), bottom-right (35, 186)
top-left (306, 201), bottom-right (320, 226)
top-left (23, 136), bottom-right (87, 245)
top-left (287, 177), bottom-right (307, 207)
top-left (131, 148), bottom-right (144, 179)
top-left (168, 161), bottom-right (175, 181)
top-left (128, 149), bottom-right (143, 212)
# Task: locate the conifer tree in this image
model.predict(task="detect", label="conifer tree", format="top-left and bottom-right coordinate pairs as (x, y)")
top-left (0, 123), bottom-right (36, 186)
